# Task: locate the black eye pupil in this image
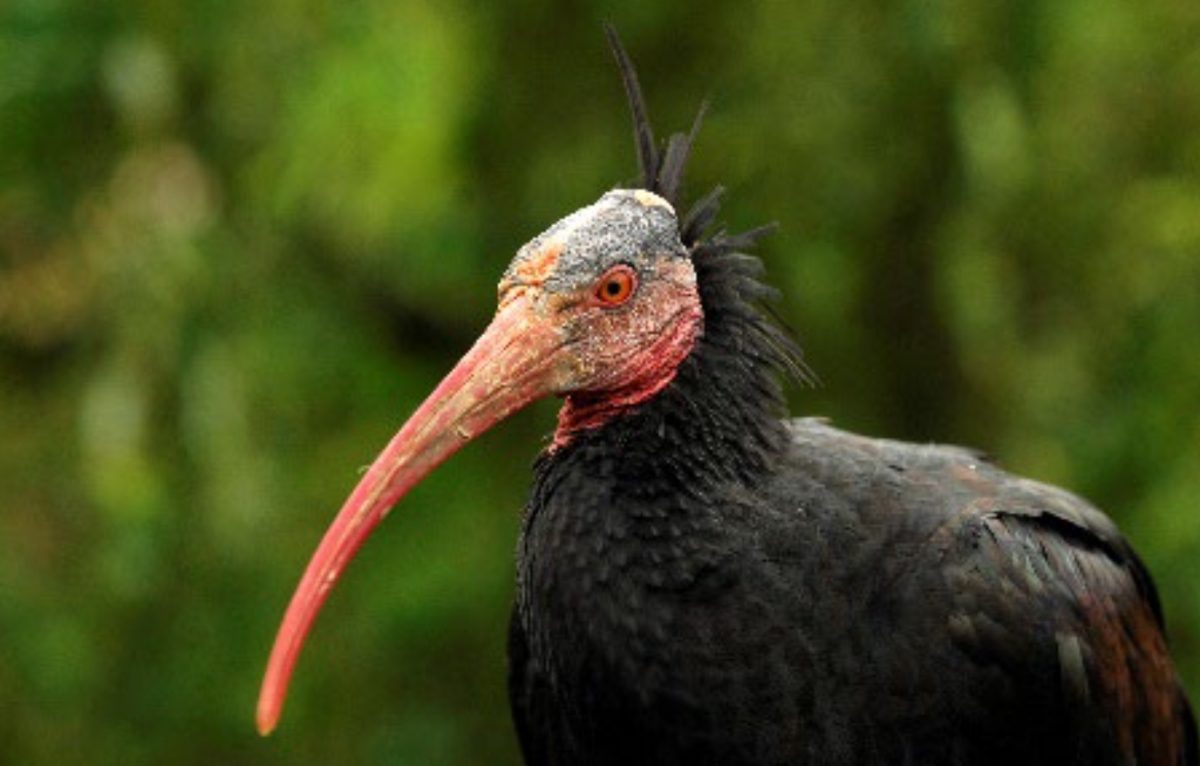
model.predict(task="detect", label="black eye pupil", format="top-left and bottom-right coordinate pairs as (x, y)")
top-left (606, 281), bottom-right (621, 296)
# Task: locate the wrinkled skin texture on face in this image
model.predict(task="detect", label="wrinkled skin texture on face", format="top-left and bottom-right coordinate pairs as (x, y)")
top-left (551, 258), bottom-right (701, 444)
top-left (498, 190), bottom-right (704, 444)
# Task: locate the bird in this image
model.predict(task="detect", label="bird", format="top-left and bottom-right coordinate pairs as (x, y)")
top-left (256, 27), bottom-right (1197, 765)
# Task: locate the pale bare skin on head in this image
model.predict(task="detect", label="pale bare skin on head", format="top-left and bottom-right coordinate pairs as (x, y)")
top-left (498, 240), bottom-right (565, 308)
top-left (495, 189), bottom-right (703, 433)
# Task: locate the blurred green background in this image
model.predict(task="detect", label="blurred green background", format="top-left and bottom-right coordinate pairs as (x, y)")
top-left (2, 0), bottom-right (1198, 763)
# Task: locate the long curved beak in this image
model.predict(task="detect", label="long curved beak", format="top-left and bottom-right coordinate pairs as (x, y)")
top-left (256, 292), bottom-right (561, 735)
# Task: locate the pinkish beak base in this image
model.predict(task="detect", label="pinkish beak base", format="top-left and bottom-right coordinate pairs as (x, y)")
top-left (256, 293), bottom-right (561, 735)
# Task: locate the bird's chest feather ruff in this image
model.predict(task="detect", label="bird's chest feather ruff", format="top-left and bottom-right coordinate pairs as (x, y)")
top-left (511, 439), bottom-right (831, 765)
top-left (517, 456), bottom-right (740, 704)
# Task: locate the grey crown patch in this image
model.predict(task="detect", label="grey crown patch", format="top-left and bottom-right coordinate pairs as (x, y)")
top-left (506, 190), bottom-right (687, 293)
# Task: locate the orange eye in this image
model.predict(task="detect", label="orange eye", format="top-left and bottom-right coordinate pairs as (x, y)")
top-left (594, 265), bottom-right (637, 306)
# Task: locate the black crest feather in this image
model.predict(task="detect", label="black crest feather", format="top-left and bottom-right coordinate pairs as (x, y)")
top-left (604, 25), bottom-right (706, 224)
top-left (604, 25), bottom-right (659, 193)
top-left (604, 25), bottom-right (815, 388)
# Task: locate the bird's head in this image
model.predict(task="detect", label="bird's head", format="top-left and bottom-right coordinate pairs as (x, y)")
top-left (256, 188), bottom-right (708, 734)
top-left (497, 188), bottom-right (702, 442)
top-left (257, 29), bottom-right (734, 736)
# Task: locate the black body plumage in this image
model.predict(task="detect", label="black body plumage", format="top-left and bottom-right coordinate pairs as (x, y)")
top-left (506, 30), bottom-right (1197, 766)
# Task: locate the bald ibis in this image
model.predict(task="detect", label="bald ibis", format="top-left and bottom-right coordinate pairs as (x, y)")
top-left (257, 28), bottom-right (1197, 765)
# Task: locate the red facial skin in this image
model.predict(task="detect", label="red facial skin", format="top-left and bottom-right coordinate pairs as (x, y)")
top-left (256, 254), bottom-right (701, 735)
top-left (554, 259), bottom-right (703, 447)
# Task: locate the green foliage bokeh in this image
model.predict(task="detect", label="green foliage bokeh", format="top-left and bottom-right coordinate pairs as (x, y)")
top-left (2, 1), bottom-right (1198, 763)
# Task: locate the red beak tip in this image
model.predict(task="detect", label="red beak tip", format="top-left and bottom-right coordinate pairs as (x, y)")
top-left (256, 703), bottom-right (280, 737)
